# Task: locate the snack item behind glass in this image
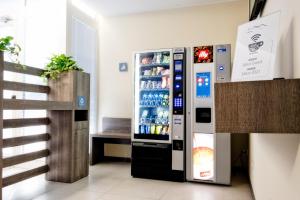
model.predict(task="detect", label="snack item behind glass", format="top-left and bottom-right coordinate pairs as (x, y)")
top-left (157, 81), bottom-right (162, 89)
top-left (141, 109), bottom-right (149, 123)
top-left (152, 67), bottom-right (157, 76)
top-left (144, 69), bottom-right (152, 76)
top-left (161, 76), bottom-right (167, 89)
top-left (140, 81), bottom-right (146, 89)
top-left (155, 53), bottom-right (162, 64)
top-left (141, 57), bottom-right (152, 65)
top-left (162, 54), bottom-right (170, 64)
top-left (161, 69), bottom-right (170, 76)
top-left (157, 67), bottom-right (164, 75)
top-left (152, 81), bottom-right (158, 89)
top-left (146, 80), bottom-right (153, 89)
top-left (167, 77), bottom-right (170, 89)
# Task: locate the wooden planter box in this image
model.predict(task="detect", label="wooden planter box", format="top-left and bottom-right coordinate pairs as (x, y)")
top-left (46, 71), bottom-right (90, 183)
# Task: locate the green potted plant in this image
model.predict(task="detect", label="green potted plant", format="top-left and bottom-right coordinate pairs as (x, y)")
top-left (43, 54), bottom-right (89, 110)
top-left (0, 36), bottom-right (22, 66)
top-left (41, 54), bottom-right (83, 80)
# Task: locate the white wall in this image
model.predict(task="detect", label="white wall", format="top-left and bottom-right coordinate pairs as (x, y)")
top-left (98, 0), bottom-right (249, 157)
top-left (249, 0), bottom-right (300, 200)
top-left (67, 1), bottom-right (99, 133)
top-left (24, 0), bottom-right (67, 68)
top-left (98, 0), bottom-right (249, 128)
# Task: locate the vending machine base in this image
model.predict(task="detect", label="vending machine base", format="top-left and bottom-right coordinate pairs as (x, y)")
top-left (131, 142), bottom-right (184, 181)
top-left (131, 142), bottom-right (171, 180)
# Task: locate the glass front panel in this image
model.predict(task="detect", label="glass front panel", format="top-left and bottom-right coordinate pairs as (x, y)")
top-left (192, 133), bottom-right (214, 180)
top-left (134, 51), bottom-right (171, 141)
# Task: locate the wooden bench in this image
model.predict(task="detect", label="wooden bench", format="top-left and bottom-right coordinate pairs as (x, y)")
top-left (90, 118), bottom-right (131, 165)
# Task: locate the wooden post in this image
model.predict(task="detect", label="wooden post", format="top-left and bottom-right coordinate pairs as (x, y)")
top-left (46, 71), bottom-right (90, 183)
top-left (0, 51), bottom-right (4, 200)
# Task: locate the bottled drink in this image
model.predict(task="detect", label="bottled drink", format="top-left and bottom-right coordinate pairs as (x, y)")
top-left (145, 125), bottom-right (150, 134)
top-left (150, 124), bottom-right (156, 134)
top-left (140, 125), bottom-right (145, 134)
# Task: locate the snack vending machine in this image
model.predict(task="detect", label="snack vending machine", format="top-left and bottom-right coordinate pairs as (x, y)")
top-left (131, 48), bottom-right (187, 181)
top-left (186, 45), bottom-right (231, 185)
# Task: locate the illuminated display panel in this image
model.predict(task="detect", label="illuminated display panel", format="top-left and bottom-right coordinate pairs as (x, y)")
top-left (194, 46), bottom-right (213, 63)
top-left (196, 72), bottom-right (211, 98)
top-left (193, 133), bottom-right (214, 180)
top-left (174, 60), bottom-right (183, 72)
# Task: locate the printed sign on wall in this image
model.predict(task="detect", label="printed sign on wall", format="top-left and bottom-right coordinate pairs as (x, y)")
top-left (232, 12), bottom-right (280, 82)
top-left (77, 96), bottom-right (86, 108)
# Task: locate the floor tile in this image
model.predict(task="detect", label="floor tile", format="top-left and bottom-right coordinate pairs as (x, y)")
top-left (104, 178), bottom-right (172, 199)
top-left (3, 162), bottom-right (253, 200)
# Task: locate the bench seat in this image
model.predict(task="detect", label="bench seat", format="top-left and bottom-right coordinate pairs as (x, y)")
top-left (90, 132), bottom-right (131, 165)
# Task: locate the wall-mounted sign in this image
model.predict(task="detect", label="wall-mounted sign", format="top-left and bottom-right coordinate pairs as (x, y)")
top-left (77, 96), bottom-right (86, 108)
top-left (119, 62), bottom-right (128, 72)
top-left (232, 12), bottom-right (280, 82)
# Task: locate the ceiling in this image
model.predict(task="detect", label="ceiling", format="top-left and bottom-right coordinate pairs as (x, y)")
top-left (81, 0), bottom-right (239, 17)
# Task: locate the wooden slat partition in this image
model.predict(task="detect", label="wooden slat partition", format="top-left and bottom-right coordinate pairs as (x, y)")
top-left (2, 165), bottom-right (49, 188)
top-left (4, 62), bottom-right (43, 76)
top-left (0, 57), bottom-right (89, 199)
top-left (4, 118), bottom-right (49, 128)
top-left (3, 81), bottom-right (50, 93)
top-left (3, 133), bottom-right (49, 148)
top-left (3, 149), bottom-right (49, 168)
top-left (0, 51), bottom-right (4, 198)
top-left (3, 99), bottom-right (73, 110)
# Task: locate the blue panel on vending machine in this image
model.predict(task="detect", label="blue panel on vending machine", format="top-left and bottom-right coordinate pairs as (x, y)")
top-left (196, 72), bottom-right (211, 98)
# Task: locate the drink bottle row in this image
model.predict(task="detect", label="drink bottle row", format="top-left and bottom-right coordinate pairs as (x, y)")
top-left (140, 92), bottom-right (169, 107)
top-left (140, 78), bottom-right (170, 90)
top-left (140, 108), bottom-right (169, 124)
top-left (139, 124), bottom-right (169, 135)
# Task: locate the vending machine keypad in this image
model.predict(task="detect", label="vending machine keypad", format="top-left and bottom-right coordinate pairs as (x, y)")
top-left (173, 53), bottom-right (185, 115)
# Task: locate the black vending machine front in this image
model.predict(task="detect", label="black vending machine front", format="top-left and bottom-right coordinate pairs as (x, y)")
top-left (131, 48), bottom-right (186, 182)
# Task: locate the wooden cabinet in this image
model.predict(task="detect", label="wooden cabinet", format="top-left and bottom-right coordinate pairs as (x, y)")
top-left (46, 71), bottom-right (90, 183)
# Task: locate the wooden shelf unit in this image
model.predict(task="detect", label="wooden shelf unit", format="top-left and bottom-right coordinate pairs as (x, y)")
top-left (215, 79), bottom-right (300, 134)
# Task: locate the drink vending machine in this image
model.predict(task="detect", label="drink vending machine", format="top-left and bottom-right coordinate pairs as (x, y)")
top-left (131, 48), bottom-right (187, 181)
top-left (186, 44), bottom-right (231, 185)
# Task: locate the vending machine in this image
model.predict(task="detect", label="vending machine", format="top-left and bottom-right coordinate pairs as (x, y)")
top-left (186, 44), bottom-right (231, 185)
top-left (131, 48), bottom-right (187, 181)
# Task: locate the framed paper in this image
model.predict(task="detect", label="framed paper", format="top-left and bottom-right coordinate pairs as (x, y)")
top-left (232, 12), bottom-right (280, 82)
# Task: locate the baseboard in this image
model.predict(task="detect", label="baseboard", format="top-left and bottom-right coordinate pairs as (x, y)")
top-left (103, 156), bottom-right (131, 162)
top-left (231, 167), bottom-right (256, 200)
top-left (248, 175), bottom-right (256, 200)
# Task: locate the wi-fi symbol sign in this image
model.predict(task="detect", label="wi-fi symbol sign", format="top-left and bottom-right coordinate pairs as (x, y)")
top-left (251, 34), bottom-right (261, 42)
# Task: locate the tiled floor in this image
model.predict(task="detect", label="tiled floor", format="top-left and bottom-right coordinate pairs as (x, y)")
top-left (3, 162), bottom-right (253, 200)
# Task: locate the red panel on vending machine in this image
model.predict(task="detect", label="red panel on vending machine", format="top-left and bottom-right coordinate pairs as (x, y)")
top-left (194, 46), bottom-right (213, 63)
